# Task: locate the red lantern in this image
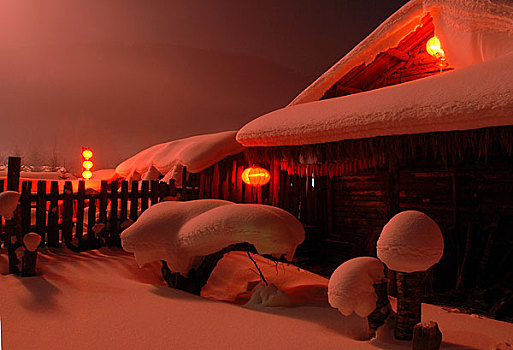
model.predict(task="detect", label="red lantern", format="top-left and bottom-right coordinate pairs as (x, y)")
top-left (241, 166), bottom-right (271, 187)
top-left (82, 147), bottom-right (94, 180)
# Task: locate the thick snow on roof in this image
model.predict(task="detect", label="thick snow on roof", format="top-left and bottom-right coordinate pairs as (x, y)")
top-left (121, 199), bottom-right (304, 275)
top-left (237, 51), bottom-right (513, 147)
top-left (290, 0), bottom-right (513, 106)
top-left (115, 131), bottom-right (243, 182)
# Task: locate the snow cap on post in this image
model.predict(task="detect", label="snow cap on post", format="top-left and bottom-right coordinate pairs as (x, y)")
top-left (23, 232), bottom-right (41, 252)
top-left (377, 211), bottom-right (444, 273)
top-left (328, 257), bottom-right (385, 318)
top-left (0, 191), bottom-right (21, 220)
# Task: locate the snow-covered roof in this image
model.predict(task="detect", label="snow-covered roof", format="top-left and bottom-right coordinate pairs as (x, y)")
top-left (236, 0), bottom-right (513, 148)
top-left (290, 0), bottom-right (513, 106)
top-left (115, 131), bottom-right (244, 182)
top-left (237, 52), bottom-right (513, 147)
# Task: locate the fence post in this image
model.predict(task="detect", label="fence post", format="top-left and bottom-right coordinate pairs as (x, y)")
top-left (6, 156), bottom-right (22, 274)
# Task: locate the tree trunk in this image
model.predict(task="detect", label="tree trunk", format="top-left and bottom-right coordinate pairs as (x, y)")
top-left (412, 321), bottom-right (442, 350)
top-left (395, 271), bottom-right (423, 340)
top-left (368, 279), bottom-right (390, 339)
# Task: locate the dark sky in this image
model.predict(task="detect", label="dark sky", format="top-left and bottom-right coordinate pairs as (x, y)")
top-left (0, 0), bottom-right (408, 169)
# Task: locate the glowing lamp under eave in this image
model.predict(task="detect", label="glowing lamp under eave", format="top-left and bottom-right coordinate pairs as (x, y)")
top-left (82, 170), bottom-right (92, 179)
top-left (426, 36), bottom-right (445, 58)
top-left (241, 166), bottom-right (271, 187)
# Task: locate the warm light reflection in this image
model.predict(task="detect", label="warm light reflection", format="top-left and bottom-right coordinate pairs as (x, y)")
top-left (241, 166), bottom-right (271, 187)
top-left (426, 36), bottom-right (445, 59)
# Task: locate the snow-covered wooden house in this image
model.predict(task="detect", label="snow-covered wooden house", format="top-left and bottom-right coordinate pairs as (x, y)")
top-left (237, 0), bottom-right (513, 294)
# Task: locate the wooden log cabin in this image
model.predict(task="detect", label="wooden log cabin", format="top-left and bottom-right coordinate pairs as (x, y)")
top-left (236, 0), bottom-right (513, 303)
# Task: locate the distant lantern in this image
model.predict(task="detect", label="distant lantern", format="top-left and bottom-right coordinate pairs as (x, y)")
top-left (241, 166), bottom-right (271, 187)
top-left (426, 36), bottom-right (445, 59)
top-left (82, 147), bottom-right (94, 180)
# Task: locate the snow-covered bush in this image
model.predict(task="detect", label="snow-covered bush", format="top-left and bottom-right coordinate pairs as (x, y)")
top-left (121, 199), bottom-right (304, 276)
top-left (328, 257), bottom-right (385, 318)
top-left (0, 191), bottom-right (20, 220)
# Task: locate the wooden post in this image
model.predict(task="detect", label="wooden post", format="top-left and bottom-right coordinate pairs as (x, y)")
top-left (395, 271), bottom-right (423, 340)
top-left (119, 181), bottom-right (129, 222)
top-left (62, 181), bottom-right (73, 246)
top-left (150, 180), bottom-right (159, 205)
top-left (6, 156), bottom-right (21, 274)
top-left (236, 166), bottom-right (243, 203)
top-left (87, 195), bottom-right (97, 248)
top-left (35, 180), bottom-right (47, 246)
top-left (109, 181), bottom-right (119, 246)
top-left (181, 166), bottom-right (188, 201)
top-left (20, 181), bottom-right (38, 276)
top-left (412, 321), bottom-right (442, 350)
top-left (129, 181), bottom-right (139, 222)
top-left (98, 181), bottom-right (108, 245)
top-left (75, 181), bottom-right (85, 248)
top-left (168, 179), bottom-right (176, 198)
top-left (140, 181), bottom-right (149, 212)
top-left (158, 181), bottom-right (169, 202)
top-left (368, 280), bottom-right (390, 339)
top-left (47, 181), bottom-right (60, 247)
top-left (211, 164), bottom-right (219, 199)
top-left (199, 172), bottom-right (206, 199)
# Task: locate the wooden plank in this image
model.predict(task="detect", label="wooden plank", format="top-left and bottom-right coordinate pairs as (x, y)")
top-left (109, 181), bottom-right (119, 246)
top-left (158, 181), bottom-right (169, 202)
top-left (150, 180), bottom-right (159, 205)
top-left (99, 181), bottom-right (108, 225)
top-left (168, 179), bottom-right (176, 197)
top-left (140, 181), bottom-right (149, 212)
top-left (199, 172), bottom-right (206, 199)
top-left (119, 181), bottom-right (129, 222)
top-left (236, 166), bottom-right (243, 203)
top-left (35, 180), bottom-right (47, 246)
top-left (130, 181), bottom-right (139, 221)
top-left (181, 167), bottom-right (188, 201)
top-left (20, 181), bottom-right (32, 234)
top-left (75, 181), bottom-right (85, 244)
top-left (87, 196), bottom-right (97, 248)
top-left (211, 164), bottom-right (220, 199)
top-left (62, 181), bottom-right (74, 246)
top-left (7, 156), bottom-right (21, 191)
top-left (47, 181), bottom-right (60, 247)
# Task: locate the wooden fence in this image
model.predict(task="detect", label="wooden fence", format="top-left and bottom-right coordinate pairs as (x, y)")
top-left (0, 157), bottom-right (273, 252)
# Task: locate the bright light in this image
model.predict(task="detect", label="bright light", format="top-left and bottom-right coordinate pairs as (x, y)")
top-left (426, 36), bottom-right (445, 58)
top-left (82, 160), bottom-right (93, 169)
top-left (82, 149), bottom-right (93, 159)
top-left (82, 170), bottom-right (92, 179)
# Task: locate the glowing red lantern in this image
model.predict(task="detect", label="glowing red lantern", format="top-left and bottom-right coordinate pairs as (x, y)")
top-left (241, 166), bottom-right (271, 187)
top-left (82, 147), bottom-right (93, 180)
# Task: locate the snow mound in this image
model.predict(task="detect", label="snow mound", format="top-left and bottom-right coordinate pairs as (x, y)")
top-left (0, 191), bottom-right (20, 220)
top-left (377, 210), bottom-right (444, 273)
top-left (121, 200), bottom-right (304, 275)
top-left (115, 131), bottom-right (244, 185)
top-left (245, 284), bottom-right (292, 308)
top-left (328, 257), bottom-right (385, 318)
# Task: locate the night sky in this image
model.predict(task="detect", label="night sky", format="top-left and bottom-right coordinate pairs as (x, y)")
top-left (0, 0), bottom-right (408, 169)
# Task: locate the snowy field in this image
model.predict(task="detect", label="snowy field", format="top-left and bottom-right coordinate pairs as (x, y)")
top-left (1, 248), bottom-right (512, 350)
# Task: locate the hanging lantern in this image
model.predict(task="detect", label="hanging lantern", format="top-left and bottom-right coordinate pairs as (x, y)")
top-left (426, 36), bottom-right (445, 59)
top-left (81, 147), bottom-right (94, 180)
top-left (241, 166), bottom-right (271, 187)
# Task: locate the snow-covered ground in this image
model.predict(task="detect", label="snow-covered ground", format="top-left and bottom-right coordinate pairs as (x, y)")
top-left (1, 247), bottom-right (512, 350)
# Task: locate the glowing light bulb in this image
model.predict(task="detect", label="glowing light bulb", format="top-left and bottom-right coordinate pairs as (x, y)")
top-left (82, 170), bottom-right (92, 179)
top-left (82, 149), bottom-right (93, 159)
top-left (426, 36), bottom-right (445, 58)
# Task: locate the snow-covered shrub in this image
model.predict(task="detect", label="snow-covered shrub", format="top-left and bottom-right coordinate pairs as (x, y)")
top-left (328, 257), bottom-right (385, 318)
top-left (121, 199), bottom-right (304, 276)
top-left (377, 210), bottom-right (444, 273)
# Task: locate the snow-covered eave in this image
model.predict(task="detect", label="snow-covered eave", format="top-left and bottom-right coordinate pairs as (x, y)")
top-left (289, 0), bottom-right (425, 106)
top-left (237, 52), bottom-right (513, 148)
top-left (289, 0), bottom-right (513, 106)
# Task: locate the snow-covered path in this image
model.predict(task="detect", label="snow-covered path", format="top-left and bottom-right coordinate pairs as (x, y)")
top-left (1, 248), bottom-right (512, 349)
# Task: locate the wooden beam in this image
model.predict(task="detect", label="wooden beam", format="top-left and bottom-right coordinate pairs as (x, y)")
top-left (336, 85), bottom-right (363, 95)
top-left (385, 48), bottom-right (410, 61)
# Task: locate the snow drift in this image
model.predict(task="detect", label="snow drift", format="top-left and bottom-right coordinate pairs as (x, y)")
top-left (115, 131), bottom-right (244, 185)
top-left (328, 257), bottom-right (385, 318)
top-left (121, 199), bottom-right (305, 275)
top-left (0, 191), bottom-right (21, 220)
